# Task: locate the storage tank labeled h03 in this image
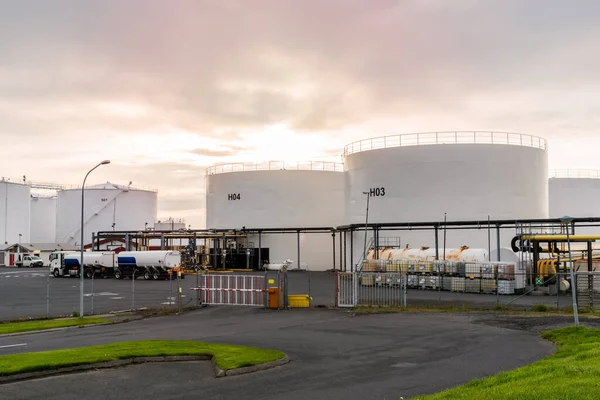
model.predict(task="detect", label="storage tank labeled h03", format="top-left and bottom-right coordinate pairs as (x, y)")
top-left (205, 161), bottom-right (345, 271)
top-left (0, 179), bottom-right (31, 244)
top-left (55, 182), bottom-right (157, 246)
top-left (343, 132), bottom-right (549, 260)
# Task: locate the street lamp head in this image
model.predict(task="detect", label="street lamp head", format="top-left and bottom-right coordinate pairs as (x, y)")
top-left (100, 160), bottom-right (111, 165)
top-left (560, 215), bottom-right (574, 224)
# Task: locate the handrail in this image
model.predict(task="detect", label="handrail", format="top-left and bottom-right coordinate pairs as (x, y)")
top-left (206, 161), bottom-right (344, 175)
top-left (343, 131), bottom-right (547, 156)
top-left (550, 169), bottom-right (600, 179)
top-left (1, 177), bottom-right (157, 192)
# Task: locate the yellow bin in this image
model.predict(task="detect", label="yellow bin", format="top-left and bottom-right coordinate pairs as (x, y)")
top-left (288, 294), bottom-right (312, 308)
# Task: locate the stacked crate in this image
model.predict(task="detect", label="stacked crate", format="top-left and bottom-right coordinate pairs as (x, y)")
top-left (416, 261), bottom-right (433, 274)
top-left (481, 264), bottom-right (498, 293)
top-left (497, 263), bottom-right (516, 294)
top-left (407, 274), bottom-right (418, 287)
top-left (361, 274), bottom-right (376, 286)
top-left (451, 277), bottom-right (466, 292)
top-left (465, 263), bottom-right (481, 293)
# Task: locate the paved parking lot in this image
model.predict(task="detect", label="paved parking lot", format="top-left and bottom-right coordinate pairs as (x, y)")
top-left (0, 267), bottom-right (566, 321)
top-left (0, 307), bottom-right (556, 400)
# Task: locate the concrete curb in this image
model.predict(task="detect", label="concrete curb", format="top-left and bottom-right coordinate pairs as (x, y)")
top-left (0, 354), bottom-right (290, 384)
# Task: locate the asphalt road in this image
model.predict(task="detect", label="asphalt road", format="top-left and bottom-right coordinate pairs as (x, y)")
top-left (0, 307), bottom-right (555, 400)
top-left (0, 267), bottom-right (565, 322)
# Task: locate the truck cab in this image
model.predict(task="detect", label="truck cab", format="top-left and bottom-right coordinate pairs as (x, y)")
top-left (49, 251), bottom-right (79, 277)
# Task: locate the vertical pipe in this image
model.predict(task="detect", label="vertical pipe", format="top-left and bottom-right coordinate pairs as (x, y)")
top-left (566, 227), bottom-right (579, 325)
top-left (297, 230), bottom-right (301, 270)
top-left (350, 229), bottom-right (354, 272)
top-left (434, 225), bottom-right (439, 260)
top-left (443, 213), bottom-right (447, 260)
top-left (588, 241), bottom-right (593, 297)
top-left (332, 231), bottom-right (336, 271)
top-left (339, 231), bottom-right (343, 270)
top-left (343, 231), bottom-right (347, 272)
top-left (374, 227), bottom-right (378, 260)
top-left (496, 225), bottom-right (501, 262)
top-left (46, 265), bottom-right (50, 318)
top-left (487, 215), bottom-right (491, 261)
top-left (160, 233), bottom-right (165, 250)
top-left (362, 192), bottom-right (370, 261)
top-left (258, 232), bottom-right (262, 270)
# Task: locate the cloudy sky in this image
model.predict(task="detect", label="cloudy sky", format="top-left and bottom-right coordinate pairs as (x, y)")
top-left (1, 0), bottom-right (599, 228)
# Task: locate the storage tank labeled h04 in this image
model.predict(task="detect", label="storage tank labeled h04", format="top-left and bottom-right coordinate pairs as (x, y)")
top-left (343, 132), bottom-right (549, 260)
top-left (205, 161), bottom-right (345, 271)
top-left (0, 179), bottom-right (31, 244)
top-left (55, 182), bottom-right (157, 246)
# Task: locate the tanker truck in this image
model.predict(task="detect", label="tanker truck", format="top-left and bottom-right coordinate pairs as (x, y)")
top-left (115, 251), bottom-right (184, 280)
top-left (49, 251), bottom-right (116, 278)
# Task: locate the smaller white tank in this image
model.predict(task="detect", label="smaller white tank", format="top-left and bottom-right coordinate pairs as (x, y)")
top-left (369, 246), bottom-right (489, 262)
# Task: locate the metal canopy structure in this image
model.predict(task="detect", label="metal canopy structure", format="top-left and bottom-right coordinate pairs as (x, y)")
top-left (94, 217), bottom-right (600, 272)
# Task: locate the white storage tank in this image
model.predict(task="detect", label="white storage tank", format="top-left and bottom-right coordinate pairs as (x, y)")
top-left (205, 161), bottom-right (345, 270)
top-left (549, 170), bottom-right (600, 218)
top-left (30, 195), bottom-right (57, 243)
top-left (344, 132), bottom-right (549, 256)
top-left (0, 179), bottom-right (31, 244)
top-left (56, 182), bottom-right (157, 246)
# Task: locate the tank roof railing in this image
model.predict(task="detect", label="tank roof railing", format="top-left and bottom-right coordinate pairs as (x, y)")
top-left (206, 161), bottom-right (344, 175)
top-left (550, 169), bottom-right (600, 179)
top-left (61, 183), bottom-right (159, 193)
top-left (343, 131), bottom-right (548, 156)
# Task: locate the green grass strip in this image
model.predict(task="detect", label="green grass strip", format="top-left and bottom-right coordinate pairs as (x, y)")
top-left (0, 318), bottom-right (109, 335)
top-left (0, 340), bottom-right (285, 376)
top-left (414, 326), bottom-right (600, 400)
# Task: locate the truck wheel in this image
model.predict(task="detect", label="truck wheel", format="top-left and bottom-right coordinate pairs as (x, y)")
top-left (53, 269), bottom-right (60, 278)
top-left (152, 271), bottom-right (160, 280)
top-left (143, 270), bottom-right (151, 280)
top-left (114, 269), bottom-right (122, 279)
top-left (85, 268), bottom-right (94, 279)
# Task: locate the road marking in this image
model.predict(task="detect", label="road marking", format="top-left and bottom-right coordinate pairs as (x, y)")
top-left (0, 343), bottom-right (27, 349)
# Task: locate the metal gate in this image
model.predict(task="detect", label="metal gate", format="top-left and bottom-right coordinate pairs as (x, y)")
top-left (576, 272), bottom-right (600, 309)
top-left (193, 274), bottom-right (267, 307)
top-left (336, 272), bottom-right (407, 308)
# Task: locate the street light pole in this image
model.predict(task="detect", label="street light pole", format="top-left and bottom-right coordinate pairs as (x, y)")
top-left (561, 216), bottom-right (579, 326)
top-left (362, 191), bottom-right (370, 264)
top-left (80, 160), bottom-right (110, 318)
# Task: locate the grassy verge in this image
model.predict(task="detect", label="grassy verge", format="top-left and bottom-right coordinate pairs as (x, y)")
top-left (352, 304), bottom-right (600, 317)
top-left (414, 326), bottom-right (600, 400)
top-left (0, 318), bottom-right (109, 335)
top-left (0, 341), bottom-right (285, 376)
